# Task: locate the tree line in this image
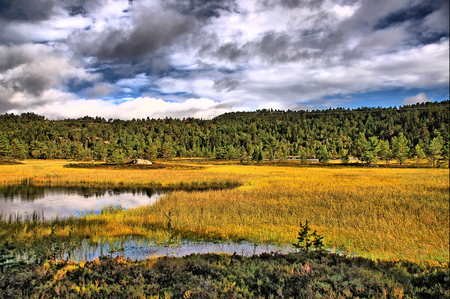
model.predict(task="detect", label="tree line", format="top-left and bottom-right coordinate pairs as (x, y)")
top-left (0, 100), bottom-right (448, 166)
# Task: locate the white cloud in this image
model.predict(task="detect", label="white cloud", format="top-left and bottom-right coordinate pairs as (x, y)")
top-left (402, 93), bottom-right (431, 106)
top-left (84, 82), bottom-right (120, 98)
top-left (155, 77), bottom-right (192, 94)
top-left (24, 97), bottom-right (246, 120)
top-left (116, 73), bottom-right (152, 88)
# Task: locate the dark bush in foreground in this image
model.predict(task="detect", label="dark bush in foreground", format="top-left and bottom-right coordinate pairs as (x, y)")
top-left (1, 252), bottom-right (448, 298)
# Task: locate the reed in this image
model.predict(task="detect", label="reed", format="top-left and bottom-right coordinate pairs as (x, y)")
top-left (0, 159), bottom-right (448, 262)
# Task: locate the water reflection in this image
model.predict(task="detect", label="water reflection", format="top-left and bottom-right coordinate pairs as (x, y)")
top-left (0, 185), bottom-right (166, 219)
top-left (64, 237), bottom-right (295, 261)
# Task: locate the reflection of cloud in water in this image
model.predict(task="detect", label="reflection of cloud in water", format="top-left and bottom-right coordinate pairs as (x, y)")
top-left (68, 237), bottom-right (295, 262)
top-left (0, 187), bottom-right (166, 219)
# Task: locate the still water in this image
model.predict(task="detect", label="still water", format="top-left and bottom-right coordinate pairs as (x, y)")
top-left (0, 185), bottom-right (166, 219)
top-left (66, 237), bottom-right (295, 261)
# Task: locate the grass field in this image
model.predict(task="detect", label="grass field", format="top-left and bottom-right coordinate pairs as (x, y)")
top-left (0, 159), bottom-right (448, 263)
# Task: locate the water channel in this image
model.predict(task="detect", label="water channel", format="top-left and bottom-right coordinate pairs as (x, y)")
top-left (57, 237), bottom-right (295, 261)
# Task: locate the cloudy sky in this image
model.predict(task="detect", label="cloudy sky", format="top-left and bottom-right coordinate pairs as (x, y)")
top-left (0, 0), bottom-right (448, 119)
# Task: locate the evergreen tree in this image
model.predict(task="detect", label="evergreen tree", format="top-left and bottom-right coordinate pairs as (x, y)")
top-left (93, 139), bottom-right (108, 162)
top-left (317, 145), bottom-right (330, 162)
top-left (427, 132), bottom-right (444, 167)
top-left (262, 135), bottom-right (279, 162)
top-left (70, 142), bottom-right (84, 160)
top-left (354, 132), bottom-right (368, 163)
top-left (239, 147), bottom-right (247, 164)
top-left (144, 140), bottom-right (158, 161)
top-left (29, 141), bottom-right (43, 159)
top-left (111, 149), bottom-right (126, 164)
top-left (379, 140), bottom-right (391, 165)
top-left (297, 147), bottom-right (307, 163)
top-left (10, 138), bottom-right (27, 161)
top-left (413, 144), bottom-right (426, 166)
top-left (442, 141), bottom-right (450, 164)
top-left (160, 143), bottom-right (172, 159)
top-left (252, 146), bottom-right (263, 163)
top-left (366, 136), bottom-right (381, 165)
top-left (228, 145), bottom-right (237, 160)
top-left (339, 148), bottom-right (350, 164)
top-left (0, 134), bottom-right (12, 160)
top-left (391, 132), bottom-right (409, 165)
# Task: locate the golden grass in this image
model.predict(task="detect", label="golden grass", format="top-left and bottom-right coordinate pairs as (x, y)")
top-left (0, 159), bottom-right (448, 262)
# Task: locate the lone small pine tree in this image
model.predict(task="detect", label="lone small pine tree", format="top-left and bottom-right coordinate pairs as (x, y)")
top-left (293, 219), bottom-right (325, 253)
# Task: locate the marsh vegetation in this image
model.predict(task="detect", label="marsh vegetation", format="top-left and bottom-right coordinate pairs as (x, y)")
top-left (1, 160), bottom-right (448, 262)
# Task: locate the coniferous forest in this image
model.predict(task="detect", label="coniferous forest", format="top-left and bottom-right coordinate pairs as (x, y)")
top-left (0, 100), bottom-right (448, 166)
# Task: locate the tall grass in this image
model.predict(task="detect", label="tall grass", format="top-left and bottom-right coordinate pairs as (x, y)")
top-left (0, 160), bottom-right (448, 262)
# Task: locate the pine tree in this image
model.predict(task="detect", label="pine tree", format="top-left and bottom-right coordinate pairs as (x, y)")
top-left (144, 140), bottom-right (158, 161)
top-left (317, 145), bottom-right (330, 162)
top-left (391, 132), bottom-right (409, 165)
top-left (379, 140), bottom-right (391, 165)
top-left (339, 148), bottom-right (350, 164)
top-left (0, 133), bottom-right (12, 160)
top-left (10, 138), bottom-right (27, 161)
top-left (93, 139), bottom-right (107, 162)
top-left (427, 132), bottom-right (444, 167)
top-left (297, 147), bottom-right (307, 163)
top-left (111, 149), bottom-right (126, 164)
top-left (354, 132), bottom-right (368, 163)
top-left (413, 144), bottom-right (426, 166)
top-left (292, 220), bottom-right (324, 253)
top-left (366, 136), bottom-right (381, 165)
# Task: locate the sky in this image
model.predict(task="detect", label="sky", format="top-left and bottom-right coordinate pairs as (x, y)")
top-left (0, 0), bottom-right (448, 120)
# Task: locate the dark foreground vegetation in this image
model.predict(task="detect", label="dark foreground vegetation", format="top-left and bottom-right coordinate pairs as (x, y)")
top-left (0, 101), bottom-right (448, 166)
top-left (1, 251), bottom-right (448, 299)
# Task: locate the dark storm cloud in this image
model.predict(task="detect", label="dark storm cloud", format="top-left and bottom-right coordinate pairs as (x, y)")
top-left (167, 0), bottom-right (238, 19)
top-left (0, 0), bottom-right (107, 21)
top-left (213, 77), bottom-right (240, 92)
top-left (97, 19), bottom-right (195, 60)
top-left (260, 32), bottom-right (290, 57)
top-left (0, 0), bottom-right (57, 21)
top-left (260, 0), bottom-right (325, 9)
top-left (202, 29), bottom-right (332, 64)
top-left (69, 3), bottom-right (198, 63)
top-left (215, 42), bottom-right (247, 61)
top-left (0, 44), bottom-right (35, 71)
top-left (0, 44), bottom-right (98, 112)
top-left (375, 1), bottom-right (448, 30)
top-left (258, 31), bottom-right (317, 63)
top-left (374, 3), bottom-right (435, 30)
top-left (75, 0), bottom-right (241, 62)
top-left (0, 44), bottom-right (60, 96)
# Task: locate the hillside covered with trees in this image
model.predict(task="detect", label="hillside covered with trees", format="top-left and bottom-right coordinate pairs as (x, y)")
top-left (0, 101), bottom-right (448, 166)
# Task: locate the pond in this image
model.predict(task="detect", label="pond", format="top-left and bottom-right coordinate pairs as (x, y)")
top-left (0, 185), bottom-right (166, 219)
top-left (64, 237), bottom-right (295, 261)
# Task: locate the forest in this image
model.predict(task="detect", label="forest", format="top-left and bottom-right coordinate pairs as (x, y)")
top-left (0, 100), bottom-right (448, 166)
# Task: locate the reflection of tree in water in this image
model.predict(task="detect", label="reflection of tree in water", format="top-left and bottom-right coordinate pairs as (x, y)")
top-left (0, 185), bottom-right (162, 202)
top-left (0, 185), bottom-right (47, 202)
